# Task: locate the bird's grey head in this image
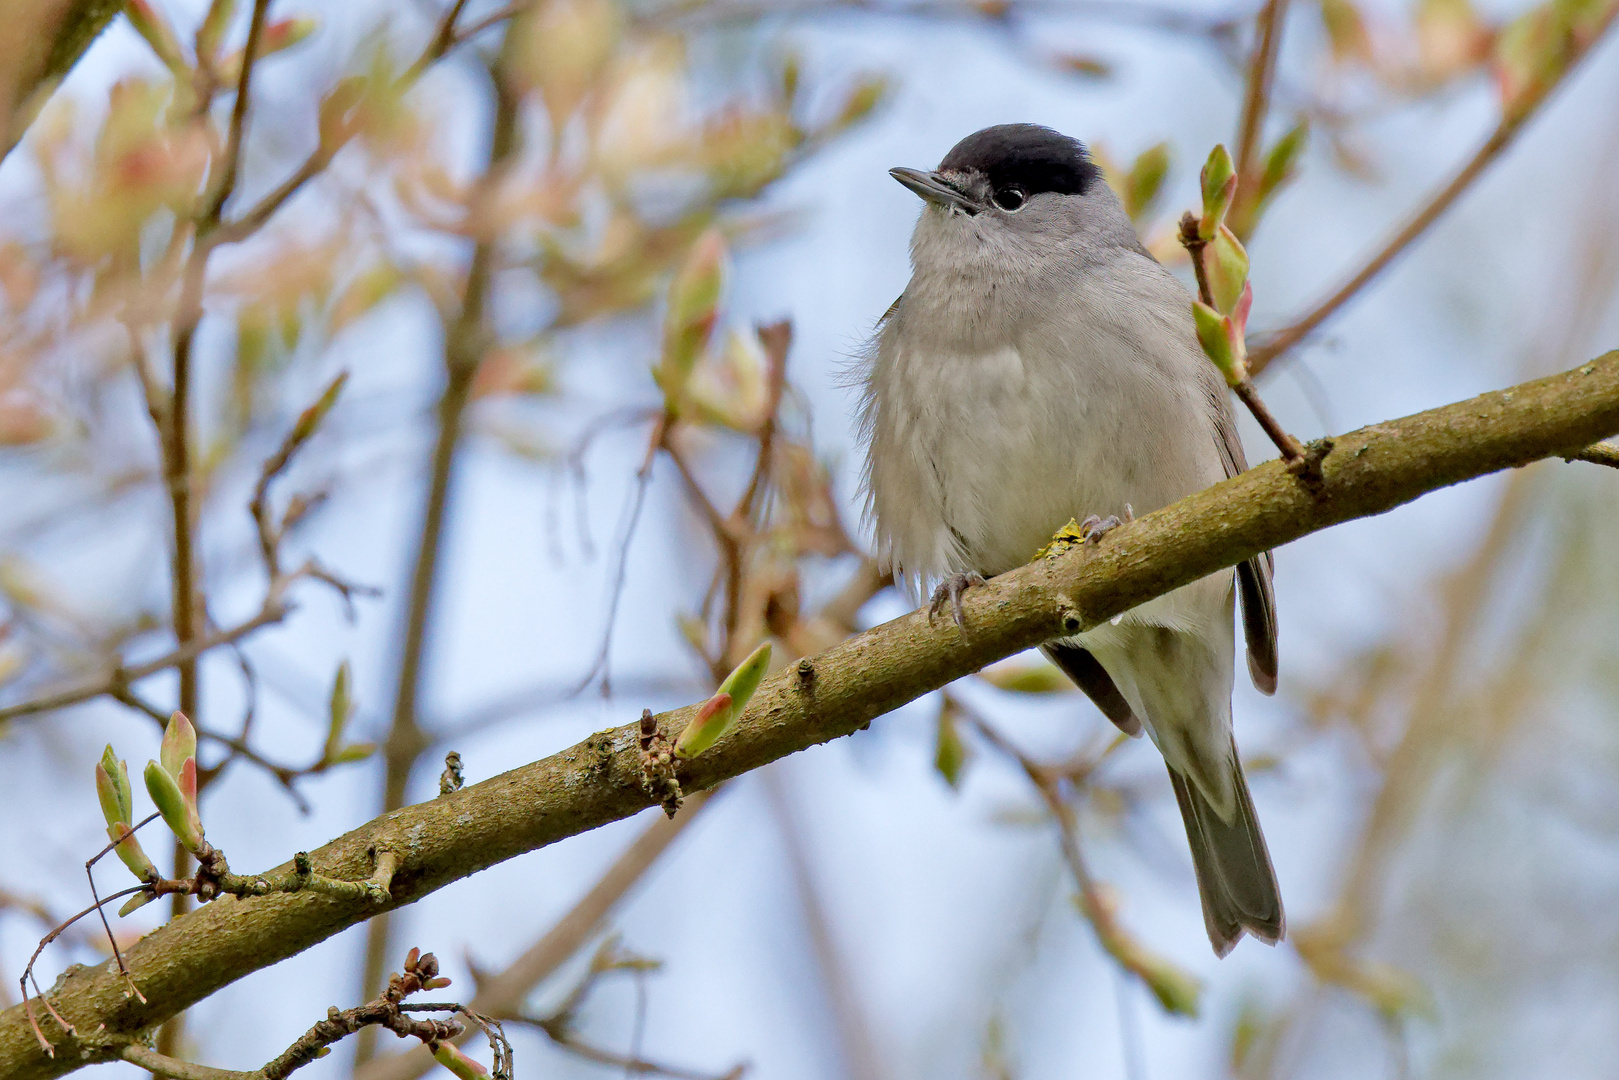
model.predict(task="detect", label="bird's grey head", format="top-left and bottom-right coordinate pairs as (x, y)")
top-left (890, 124), bottom-right (1138, 272)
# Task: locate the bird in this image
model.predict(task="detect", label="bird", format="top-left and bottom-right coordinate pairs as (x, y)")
top-left (856, 123), bottom-right (1283, 956)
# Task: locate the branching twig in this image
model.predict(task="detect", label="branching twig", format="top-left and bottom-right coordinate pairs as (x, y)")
top-left (1178, 213), bottom-right (1310, 468)
top-left (1246, 5), bottom-right (1619, 375)
top-left (107, 950), bottom-right (498, 1080)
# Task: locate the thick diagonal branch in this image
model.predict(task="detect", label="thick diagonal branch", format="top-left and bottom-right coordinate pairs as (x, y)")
top-left (2, 353), bottom-right (1616, 1080)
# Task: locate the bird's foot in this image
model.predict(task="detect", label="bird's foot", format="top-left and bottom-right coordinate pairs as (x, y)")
top-left (1080, 514), bottom-right (1123, 545)
top-left (929, 571), bottom-right (985, 629)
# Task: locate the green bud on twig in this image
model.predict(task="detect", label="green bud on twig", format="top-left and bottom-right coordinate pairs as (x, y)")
top-left (1192, 299), bottom-right (1249, 387)
top-left (676, 641), bottom-right (772, 759)
top-left (432, 1042), bottom-right (489, 1079)
top-left (1206, 224), bottom-right (1250, 316)
top-left (118, 891), bottom-right (157, 917)
top-left (159, 712), bottom-right (197, 781)
top-left (144, 757), bottom-right (205, 854)
top-left (933, 697), bottom-right (970, 789)
top-left (1198, 144), bottom-right (1237, 240)
top-left (195, 0), bottom-right (239, 61)
top-left (325, 659), bottom-right (354, 762)
top-left (125, 0), bottom-right (188, 74)
top-left (106, 822), bottom-right (159, 883)
top-left (1258, 121), bottom-right (1309, 207)
top-left (96, 745), bottom-right (159, 881)
top-left (96, 745), bottom-right (133, 829)
top-left (291, 371), bottom-right (349, 446)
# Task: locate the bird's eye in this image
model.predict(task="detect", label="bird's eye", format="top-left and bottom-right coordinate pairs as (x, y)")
top-left (993, 187), bottom-right (1027, 212)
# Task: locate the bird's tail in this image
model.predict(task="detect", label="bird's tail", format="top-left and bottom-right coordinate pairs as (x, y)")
top-left (1168, 751), bottom-right (1284, 957)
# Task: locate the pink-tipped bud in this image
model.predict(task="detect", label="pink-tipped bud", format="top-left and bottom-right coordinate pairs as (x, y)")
top-left (160, 712), bottom-right (197, 781)
top-left (675, 641), bottom-right (772, 759)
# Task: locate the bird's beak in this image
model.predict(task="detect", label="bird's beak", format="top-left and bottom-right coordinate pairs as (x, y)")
top-left (889, 167), bottom-right (981, 214)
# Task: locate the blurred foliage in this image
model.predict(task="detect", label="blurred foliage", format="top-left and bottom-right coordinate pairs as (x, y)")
top-left (0, 0), bottom-right (1614, 1077)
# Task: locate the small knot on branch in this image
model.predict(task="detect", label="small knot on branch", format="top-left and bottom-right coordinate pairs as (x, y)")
top-left (637, 708), bottom-right (683, 818)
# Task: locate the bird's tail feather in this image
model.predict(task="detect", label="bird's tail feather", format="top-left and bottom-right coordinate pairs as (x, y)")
top-left (1168, 753), bottom-right (1284, 957)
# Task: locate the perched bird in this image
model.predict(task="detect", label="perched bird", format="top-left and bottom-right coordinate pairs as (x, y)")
top-left (857, 124), bottom-right (1283, 956)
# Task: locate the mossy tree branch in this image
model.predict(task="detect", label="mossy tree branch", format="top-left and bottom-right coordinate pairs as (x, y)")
top-left (2, 352), bottom-right (1616, 1080)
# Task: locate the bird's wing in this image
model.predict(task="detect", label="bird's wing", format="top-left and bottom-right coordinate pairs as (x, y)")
top-left (1209, 383), bottom-right (1279, 695)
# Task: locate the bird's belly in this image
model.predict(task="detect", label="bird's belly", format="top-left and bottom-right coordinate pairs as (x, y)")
top-left (880, 342), bottom-right (1200, 580)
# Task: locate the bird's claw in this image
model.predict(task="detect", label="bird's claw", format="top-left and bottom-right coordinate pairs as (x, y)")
top-left (929, 571), bottom-right (985, 629)
top-left (1080, 514), bottom-right (1123, 545)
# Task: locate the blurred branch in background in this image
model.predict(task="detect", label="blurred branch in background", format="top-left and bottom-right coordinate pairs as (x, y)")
top-left (763, 768), bottom-right (885, 1080)
top-left (1248, 0), bottom-right (1619, 375)
top-left (356, 14), bottom-right (524, 1060)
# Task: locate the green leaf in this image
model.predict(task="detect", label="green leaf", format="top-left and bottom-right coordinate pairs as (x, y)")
top-left (1258, 121), bottom-right (1309, 206)
top-left (655, 230), bottom-right (727, 406)
top-left (292, 371), bottom-right (349, 445)
top-left (978, 660), bottom-right (1073, 694)
top-left (1192, 301), bottom-right (1246, 386)
top-left (833, 76), bottom-right (889, 129)
top-left (118, 891), bottom-right (157, 917)
top-left (675, 641), bottom-right (772, 759)
top-left (329, 742), bottom-right (377, 765)
top-left (195, 0), bottom-right (238, 61)
top-left (934, 698), bottom-right (971, 789)
top-left (1122, 142), bottom-right (1171, 222)
top-left (125, 0), bottom-right (188, 74)
top-left (325, 659), bottom-right (353, 761)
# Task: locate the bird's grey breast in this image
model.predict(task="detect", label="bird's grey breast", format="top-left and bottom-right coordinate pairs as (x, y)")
top-left (862, 251), bottom-right (1225, 586)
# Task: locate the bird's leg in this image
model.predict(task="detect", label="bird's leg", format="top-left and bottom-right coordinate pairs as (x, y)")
top-left (928, 571), bottom-right (985, 629)
top-left (1080, 514), bottom-right (1124, 544)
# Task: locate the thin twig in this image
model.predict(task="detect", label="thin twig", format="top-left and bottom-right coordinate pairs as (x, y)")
top-left (1178, 213), bottom-right (1308, 466)
top-left (1232, 0), bottom-right (1290, 188)
top-left (1246, 5), bottom-right (1619, 375)
top-left (1566, 441), bottom-right (1619, 469)
top-left (215, 0), bottom-right (505, 247)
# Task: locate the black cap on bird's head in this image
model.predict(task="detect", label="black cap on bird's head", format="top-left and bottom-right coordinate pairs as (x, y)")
top-left (890, 124), bottom-right (1101, 215)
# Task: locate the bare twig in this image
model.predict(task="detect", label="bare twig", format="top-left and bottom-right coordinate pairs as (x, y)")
top-left (1566, 441), bottom-right (1619, 469)
top-left (1178, 213), bottom-right (1309, 467)
top-left (762, 769), bottom-right (882, 1080)
top-left (110, 949), bottom-right (488, 1080)
top-left (0, 565), bottom-right (328, 723)
top-left (956, 704), bottom-right (1195, 1010)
